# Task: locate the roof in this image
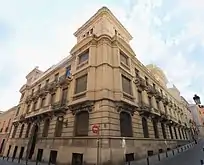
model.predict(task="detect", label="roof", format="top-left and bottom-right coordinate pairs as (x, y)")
top-left (74, 6), bottom-right (133, 40)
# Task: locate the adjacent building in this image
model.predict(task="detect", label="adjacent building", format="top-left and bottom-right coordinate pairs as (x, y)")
top-left (0, 106), bottom-right (17, 156)
top-left (189, 104), bottom-right (204, 137)
top-left (3, 7), bottom-right (194, 165)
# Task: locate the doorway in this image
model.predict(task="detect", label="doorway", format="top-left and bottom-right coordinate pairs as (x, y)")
top-left (28, 124), bottom-right (38, 159)
top-left (12, 146), bottom-right (18, 161)
top-left (71, 153), bottom-right (83, 165)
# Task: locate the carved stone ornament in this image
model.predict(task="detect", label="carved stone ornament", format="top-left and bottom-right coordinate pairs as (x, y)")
top-left (69, 101), bottom-right (94, 115)
top-left (48, 81), bottom-right (58, 93)
top-left (115, 101), bottom-right (137, 116)
top-left (51, 102), bottom-right (68, 116)
top-left (146, 85), bottom-right (156, 96)
top-left (134, 76), bottom-right (147, 90)
top-left (58, 75), bottom-right (72, 87)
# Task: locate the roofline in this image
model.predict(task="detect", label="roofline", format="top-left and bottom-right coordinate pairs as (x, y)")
top-left (74, 6), bottom-right (133, 40)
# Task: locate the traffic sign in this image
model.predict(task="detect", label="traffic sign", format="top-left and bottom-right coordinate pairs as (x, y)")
top-left (92, 124), bottom-right (100, 134)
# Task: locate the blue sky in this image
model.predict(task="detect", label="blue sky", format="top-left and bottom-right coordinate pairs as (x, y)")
top-left (0, 0), bottom-right (204, 110)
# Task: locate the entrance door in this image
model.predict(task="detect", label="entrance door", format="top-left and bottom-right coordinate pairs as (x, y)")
top-left (19, 147), bottom-right (24, 160)
top-left (12, 146), bottom-right (18, 160)
top-left (71, 153), bottom-right (83, 165)
top-left (28, 124), bottom-right (38, 159)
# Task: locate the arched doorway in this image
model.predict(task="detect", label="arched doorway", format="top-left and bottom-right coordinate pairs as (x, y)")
top-left (28, 124), bottom-right (38, 159)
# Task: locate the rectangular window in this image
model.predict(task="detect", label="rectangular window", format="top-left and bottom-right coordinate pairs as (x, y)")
top-left (153, 83), bottom-right (156, 89)
top-left (135, 69), bottom-right (139, 77)
top-left (54, 73), bottom-right (59, 81)
top-left (75, 75), bottom-right (87, 94)
top-left (33, 101), bottom-right (38, 110)
top-left (156, 101), bottom-right (160, 110)
top-left (148, 97), bottom-right (152, 107)
top-left (120, 51), bottom-right (128, 65)
top-left (138, 90), bottom-right (142, 104)
top-left (145, 77), bottom-right (149, 86)
top-left (61, 88), bottom-right (68, 105)
top-left (31, 89), bottom-right (34, 95)
top-left (41, 97), bottom-right (46, 107)
top-left (66, 66), bottom-right (71, 77)
top-left (38, 84), bottom-right (41, 91)
top-left (16, 107), bottom-right (20, 116)
top-left (122, 76), bottom-right (132, 95)
top-left (26, 104), bottom-right (30, 113)
top-left (46, 79), bottom-right (49, 85)
top-left (78, 51), bottom-right (89, 64)
top-left (51, 93), bottom-right (56, 104)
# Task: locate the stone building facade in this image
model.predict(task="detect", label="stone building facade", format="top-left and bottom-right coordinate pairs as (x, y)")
top-left (0, 106), bottom-right (17, 156)
top-left (3, 7), bottom-right (194, 165)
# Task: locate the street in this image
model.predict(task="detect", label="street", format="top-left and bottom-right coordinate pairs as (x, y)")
top-left (154, 139), bottom-right (204, 165)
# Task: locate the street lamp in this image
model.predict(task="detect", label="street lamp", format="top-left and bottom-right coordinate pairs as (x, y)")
top-left (193, 94), bottom-right (201, 105)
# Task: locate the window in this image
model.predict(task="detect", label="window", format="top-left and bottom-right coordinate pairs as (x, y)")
top-left (66, 66), bottom-right (71, 77)
top-left (31, 89), bottom-right (34, 95)
top-left (138, 90), bottom-right (142, 105)
top-left (169, 126), bottom-right (173, 139)
top-left (122, 76), bottom-right (132, 95)
top-left (38, 84), bottom-right (41, 91)
top-left (20, 93), bottom-right (25, 100)
top-left (135, 69), bottom-right (139, 77)
top-left (120, 112), bottom-right (133, 137)
top-left (152, 120), bottom-right (159, 138)
top-left (156, 101), bottom-right (160, 110)
top-left (54, 73), bottom-right (59, 81)
top-left (45, 79), bottom-right (49, 86)
top-left (142, 117), bottom-right (149, 138)
top-left (16, 107), bottom-right (20, 116)
top-left (25, 123), bottom-right (31, 138)
top-left (12, 125), bottom-right (18, 138)
top-left (33, 101), bottom-right (38, 110)
top-left (26, 104), bottom-right (30, 113)
top-left (153, 83), bottom-right (156, 89)
top-left (90, 28), bottom-right (93, 34)
top-left (148, 96), bottom-right (152, 107)
top-left (55, 117), bottom-right (63, 137)
top-left (78, 51), bottom-right (89, 64)
top-left (120, 51), bottom-right (128, 65)
top-left (41, 97), bottom-right (46, 107)
top-left (75, 111), bottom-right (89, 136)
top-left (19, 124), bottom-right (24, 138)
top-left (145, 77), bottom-right (148, 86)
top-left (161, 123), bottom-right (166, 139)
top-left (50, 93), bottom-right (56, 104)
top-left (42, 118), bottom-right (50, 137)
top-left (174, 127), bottom-right (178, 139)
top-left (178, 128), bottom-right (182, 139)
top-left (61, 88), bottom-right (68, 105)
top-left (49, 150), bottom-right (58, 164)
top-left (75, 75), bottom-right (87, 94)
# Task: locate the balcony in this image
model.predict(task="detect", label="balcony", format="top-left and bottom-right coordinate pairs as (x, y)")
top-left (58, 74), bottom-right (72, 87)
top-left (134, 76), bottom-right (147, 90)
top-left (48, 80), bottom-right (58, 93)
top-left (146, 85), bottom-right (156, 96)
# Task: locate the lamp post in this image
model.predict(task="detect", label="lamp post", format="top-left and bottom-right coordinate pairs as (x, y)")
top-left (193, 94), bottom-right (201, 105)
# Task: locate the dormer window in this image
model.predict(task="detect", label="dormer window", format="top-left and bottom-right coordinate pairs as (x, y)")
top-left (78, 50), bottom-right (89, 64)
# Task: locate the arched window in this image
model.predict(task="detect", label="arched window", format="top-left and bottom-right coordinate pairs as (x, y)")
top-left (75, 111), bottom-right (89, 136)
top-left (142, 117), bottom-right (149, 138)
top-left (152, 119), bottom-right (159, 138)
top-left (120, 111), bottom-right (133, 137)
top-left (42, 118), bottom-right (50, 137)
top-left (25, 123), bottom-right (31, 138)
top-left (54, 117), bottom-right (63, 137)
top-left (161, 123), bottom-right (166, 139)
top-left (11, 125), bottom-right (17, 138)
top-left (19, 124), bottom-right (24, 138)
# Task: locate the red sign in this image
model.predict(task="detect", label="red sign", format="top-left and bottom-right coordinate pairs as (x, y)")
top-left (92, 124), bottom-right (99, 134)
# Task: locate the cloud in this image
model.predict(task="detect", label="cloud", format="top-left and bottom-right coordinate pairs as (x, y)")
top-left (1, 0), bottom-right (204, 110)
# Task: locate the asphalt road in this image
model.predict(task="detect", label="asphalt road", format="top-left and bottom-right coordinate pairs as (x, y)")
top-left (155, 139), bottom-right (204, 165)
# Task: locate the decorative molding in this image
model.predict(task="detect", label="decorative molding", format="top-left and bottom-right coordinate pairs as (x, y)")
top-left (115, 101), bottom-right (137, 116)
top-left (69, 101), bottom-right (94, 115)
